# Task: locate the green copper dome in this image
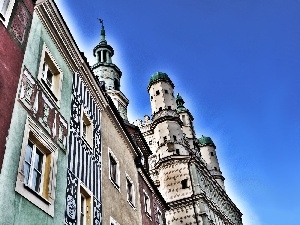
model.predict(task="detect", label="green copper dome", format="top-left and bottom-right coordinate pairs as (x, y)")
top-left (147, 72), bottom-right (174, 90)
top-left (198, 135), bottom-right (215, 146)
top-left (176, 93), bottom-right (187, 112)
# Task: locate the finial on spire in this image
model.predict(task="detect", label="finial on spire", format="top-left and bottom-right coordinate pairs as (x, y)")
top-left (97, 18), bottom-right (106, 43)
top-left (98, 18), bottom-right (104, 27)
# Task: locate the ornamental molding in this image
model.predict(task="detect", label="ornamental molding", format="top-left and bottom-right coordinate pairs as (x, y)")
top-left (151, 109), bottom-right (183, 129)
top-left (35, 1), bottom-right (108, 112)
top-left (19, 68), bottom-right (68, 151)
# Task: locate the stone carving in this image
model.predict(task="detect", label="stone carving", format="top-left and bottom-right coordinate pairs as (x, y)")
top-left (10, 2), bottom-right (29, 44)
top-left (19, 68), bottom-right (68, 150)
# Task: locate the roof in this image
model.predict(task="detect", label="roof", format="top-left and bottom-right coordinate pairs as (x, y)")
top-left (198, 135), bottom-right (215, 147)
top-left (147, 72), bottom-right (175, 90)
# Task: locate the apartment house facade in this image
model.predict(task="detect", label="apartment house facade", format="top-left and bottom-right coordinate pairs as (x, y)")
top-left (0, 0), bottom-right (35, 172)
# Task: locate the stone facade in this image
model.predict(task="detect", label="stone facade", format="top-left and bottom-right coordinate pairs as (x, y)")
top-left (137, 72), bottom-right (243, 225)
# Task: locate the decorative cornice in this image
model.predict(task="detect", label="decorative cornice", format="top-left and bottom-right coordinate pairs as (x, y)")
top-left (151, 109), bottom-right (183, 129)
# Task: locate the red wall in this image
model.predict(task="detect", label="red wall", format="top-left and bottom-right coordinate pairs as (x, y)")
top-left (0, 0), bottom-right (34, 172)
top-left (138, 172), bottom-right (166, 225)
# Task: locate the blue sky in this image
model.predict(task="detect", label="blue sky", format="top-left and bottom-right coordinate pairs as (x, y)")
top-left (56, 0), bottom-right (300, 224)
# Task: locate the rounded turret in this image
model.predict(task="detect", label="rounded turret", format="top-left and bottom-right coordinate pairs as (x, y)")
top-left (199, 135), bottom-right (215, 147)
top-left (199, 135), bottom-right (225, 189)
top-left (148, 72), bottom-right (176, 115)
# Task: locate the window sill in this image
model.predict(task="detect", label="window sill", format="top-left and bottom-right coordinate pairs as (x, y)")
top-left (81, 136), bottom-right (93, 152)
top-left (127, 200), bottom-right (136, 210)
top-left (145, 212), bottom-right (152, 220)
top-left (24, 184), bottom-right (51, 205)
top-left (109, 178), bottom-right (120, 191)
top-left (41, 79), bottom-right (58, 102)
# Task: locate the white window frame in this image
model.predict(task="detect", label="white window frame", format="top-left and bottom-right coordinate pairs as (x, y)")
top-left (157, 209), bottom-right (163, 225)
top-left (125, 173), bottom-right (135, 208)
top-left (38, 44), bottom-right (63, 107)
top-left (143, 189), bottom-right (151, 217)
top-left (0, 0), bottom-right (15, 27)
top-left (108, 148), bottom-right (120, 190)
top-left (78, 183), bottom-right (93, 225)
top-left (15, 116), bottom-right (59, 217)
top-left (110, 216), bottom-right (120, 225)
top-left (81, 108), bottom-right (93, 149)
top-left (23, 139), bottom-right (46, 194)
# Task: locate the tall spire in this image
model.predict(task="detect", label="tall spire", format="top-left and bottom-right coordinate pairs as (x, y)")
top-left (92, 19), bottom-right (129, 121)
top-left (98, 18), bottom-right (107, 44)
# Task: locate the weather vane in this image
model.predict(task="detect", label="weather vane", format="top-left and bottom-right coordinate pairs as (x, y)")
top-left (98, 18), bottom-right (104, 26)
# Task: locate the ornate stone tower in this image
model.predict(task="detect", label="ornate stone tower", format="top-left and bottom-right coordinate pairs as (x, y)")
top-left (199, 135), bottom-right (225, 189)
top-left (138, 72), bottom-right (195, 217)
top-left (92, 20), bottom-right (129, 121)
top-left (137, 72), bottom-right (243, 225)
top-left (147, 72), bottom-right (190, 159)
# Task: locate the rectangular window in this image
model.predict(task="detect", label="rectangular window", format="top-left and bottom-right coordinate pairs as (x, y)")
top-left (127, 178), bottom-right (133, 202)
top-left (15, 117), bottom-right (59, 216)
top-left (81, 110), bottom-right (93, 149)
top-left (181, 179), bottom-right (188, 189)
top-left (78, 184), bottom-right (93, 225)
top-left (126, 175), bottom-right (135, 207)
top-left (22, 133), bottom-right (52, 199)
top-left (38, 45), bottom-right (63, 106)
top-left (144, 191), bottom-right (151, 216)
top-left (181, 115), bottom-right (186, 125)
top-left (110, 156), bottom-right (117, 182)
top-left (157, 210), bottom-right (163, 225)
top-left (24, 140), bottom-right (44, 193)
top-left (109, 150), bottom-right (120, 188)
